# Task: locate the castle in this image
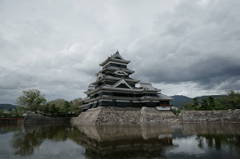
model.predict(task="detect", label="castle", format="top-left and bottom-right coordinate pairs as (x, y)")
top-left (81, 51), bottom-right (171, 111)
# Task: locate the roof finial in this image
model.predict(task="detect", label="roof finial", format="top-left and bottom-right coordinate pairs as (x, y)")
top-left (111, 49), bottom-right (122, 59)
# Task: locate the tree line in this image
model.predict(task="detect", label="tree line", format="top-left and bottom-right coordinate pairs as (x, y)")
top-left (0, 107), bottom-right (24, 118)
top-left (0, 89), bottom-right (83, 118)
top-left (183, 91), bottom-right (240, 110)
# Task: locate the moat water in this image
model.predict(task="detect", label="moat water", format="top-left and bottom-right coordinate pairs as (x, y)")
top-left (0, 122), bottom-right (240, 159)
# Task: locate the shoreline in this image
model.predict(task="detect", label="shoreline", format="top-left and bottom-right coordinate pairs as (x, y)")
top-left (2, 108), bottom-right (240, 125)
top-left (0, 118), bottom-right (24, 120)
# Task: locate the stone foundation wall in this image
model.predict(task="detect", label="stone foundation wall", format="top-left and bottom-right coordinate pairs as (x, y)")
top-left (140, 107), bottom-right (179, 125)
top-left (181, 109), bottom-right (240, 123)
top-left (96, 107), bottom-right (141, 126)
top-left (72, 107), bottom-right (178, 126)
top-left (72, 107), bottom-right (240, 126)
top-left (72, 107), bottom-right (141, 126)
top-left (71, 107), bottom-right (102, 126)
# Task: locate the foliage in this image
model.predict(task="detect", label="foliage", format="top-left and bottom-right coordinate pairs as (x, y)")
top-left (0, 109), bottom-right (4, 117)
top-left (0, 106), bottom-right (25, 118)
top-left (42, 99), bottom-right (82, 117)
top-left (172, 109), bottom-right (181, 115)
top-left (183, 91), bottom-right (240, 110)
top-left (15, 89), bottom-right (83, 117)
top-left (11, 125), bottom-right (79, 156)
top-left (71, 98), bottom-right (84, 106)
top-left (17, 89), bottom-right (47, 112)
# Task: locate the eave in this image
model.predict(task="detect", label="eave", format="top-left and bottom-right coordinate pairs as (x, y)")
top-left (100, 58), bottom-right (130, 66)
top-left (92, 76), bottom-right (140, 85)
top-left (84, 95), bottom-right (170, 103)
top-left (85, 86), bottom-right (145, 95)
top-left (101, 66), bottom-right (134, 74)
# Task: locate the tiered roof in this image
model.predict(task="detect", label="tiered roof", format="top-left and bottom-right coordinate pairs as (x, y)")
top-left (82, 51), bottom-right (172, 110)
top-left (86, 51), bottom-right (169, 96)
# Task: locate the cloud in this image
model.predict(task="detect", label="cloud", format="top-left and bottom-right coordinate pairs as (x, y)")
top-left (0, 0), bottom-right (240, 103)
top-left (128, 0), bottom-right (240, 90)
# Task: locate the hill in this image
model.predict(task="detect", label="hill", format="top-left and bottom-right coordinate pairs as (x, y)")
top-left (0, 104), bottom-right (17, 110)
top-left (171, 95), bottom-right (192, 107)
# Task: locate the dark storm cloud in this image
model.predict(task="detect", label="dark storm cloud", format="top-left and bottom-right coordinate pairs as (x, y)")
top-left (128, 0), bottom-right (240, 92)
top-left (1, 0), bottom-right (240, 103)
top-left (138, 56), bottom-right (240, 88)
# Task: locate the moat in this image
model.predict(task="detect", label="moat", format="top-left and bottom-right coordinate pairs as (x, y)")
top-left (1, 122), bottom-right (240, 159)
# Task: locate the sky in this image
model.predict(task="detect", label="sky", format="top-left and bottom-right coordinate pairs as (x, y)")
top-left (1, 0), bottom-right (240, 104)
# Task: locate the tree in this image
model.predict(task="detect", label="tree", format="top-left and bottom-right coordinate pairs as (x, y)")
top-left (225, 91), bottom-right (240, 109)
top-left (193, 98), bottom-right (199, 106)
top-left (0, 109), bottom-right (3, 117)
top-left (48, 99), bottom-right (68, 115)
top-left (17, 89), bottom-right (46, 112)
top-left (71, 98), bottom-right (84, 107)
top-left (183, 103), bottom-right (195, 110)
top-left (57, 101), bottom-right (70, 115)
top-left (70, 98), bottom-right (84, 114)
top-left (63, 101), bottom-right (70, 112)
top-left (200, 99), bottom-right (209, 110)
top-left (207, 96), bottom-right (215, 110)
top-left (192, 98), bottom-right (201, 110)
top-left (49, 104), bottom-right (58, 116)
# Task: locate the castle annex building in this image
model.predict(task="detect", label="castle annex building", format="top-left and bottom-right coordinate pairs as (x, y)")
top-left (81, 51), bottom-right (172, 110)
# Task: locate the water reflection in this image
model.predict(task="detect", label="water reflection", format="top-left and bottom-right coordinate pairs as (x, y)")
top-left (11, 125), bottom-right (77, 156)
top-left (1, 123), bottom-right (240, 159)
top-left (198, 134), bottom-right (240, 150)
top-left (74, 125), bottom-right (173, 159)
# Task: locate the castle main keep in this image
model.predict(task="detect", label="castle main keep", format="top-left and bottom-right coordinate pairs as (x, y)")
top-left (81, 51), bottom-right (171, 111)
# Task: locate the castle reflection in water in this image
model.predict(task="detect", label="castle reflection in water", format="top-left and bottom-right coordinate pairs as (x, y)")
top-left (1, 123), bottom-right (240, 159)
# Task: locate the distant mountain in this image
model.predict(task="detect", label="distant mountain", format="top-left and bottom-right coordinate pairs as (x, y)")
top-left (0, 104), bottom-right (16, 110)
top-left (171, 95), bottom-right (227, 107)
top-left (171, 95), bottom-right (192, 107)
